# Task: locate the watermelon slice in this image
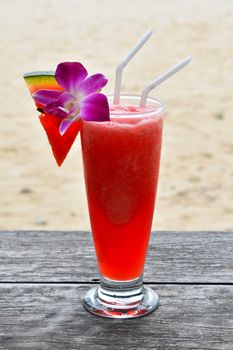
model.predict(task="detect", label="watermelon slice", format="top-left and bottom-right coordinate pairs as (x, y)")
top-left (24, 71), bottom-right (81, 166)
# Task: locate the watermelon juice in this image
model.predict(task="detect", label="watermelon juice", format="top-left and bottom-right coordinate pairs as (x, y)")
top-left (81, 95), bottom-right (164, 281)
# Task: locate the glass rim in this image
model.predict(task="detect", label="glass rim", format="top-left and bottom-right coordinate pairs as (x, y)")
top-left (107, 94), bottom-right (165, 118)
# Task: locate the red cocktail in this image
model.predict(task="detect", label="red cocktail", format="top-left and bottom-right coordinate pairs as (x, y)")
top-left (82, 95), bottom-right (164, 318)
top-left (24, 54), bottom-right (190, 319)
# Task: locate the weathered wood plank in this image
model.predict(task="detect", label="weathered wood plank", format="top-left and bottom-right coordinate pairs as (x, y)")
top-left (0, 284), bottom-right (232, 350)
top-left (0, 231), bottom-right (232, 283)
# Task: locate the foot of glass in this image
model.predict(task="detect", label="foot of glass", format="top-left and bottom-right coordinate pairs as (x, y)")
top-left (83, 277), bottom-right (159, 319)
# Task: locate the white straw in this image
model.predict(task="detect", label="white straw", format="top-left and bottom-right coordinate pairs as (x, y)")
top-left (140, 56), bottom-right (192, 107)
top-left (113, 30), bottom-right (154, 105)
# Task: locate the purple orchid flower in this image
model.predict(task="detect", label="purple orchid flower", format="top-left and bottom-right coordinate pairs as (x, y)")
top-left (32, 62), bottom-right (110, 135)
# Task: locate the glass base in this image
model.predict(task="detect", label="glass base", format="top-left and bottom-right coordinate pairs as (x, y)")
top-left (83, 278), bottom-right (159, 319)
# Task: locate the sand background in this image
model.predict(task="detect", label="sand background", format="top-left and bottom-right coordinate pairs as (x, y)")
top-left (0, 0), bottom-right (232, 231)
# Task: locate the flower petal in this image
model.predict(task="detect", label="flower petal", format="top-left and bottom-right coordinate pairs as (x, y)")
top-left (59, 117), bottom-right (74, 136)
top-left (32, 90), bottom-right (63, 106)
top-left (79, 74), bottom-right (108, 97)
top-left (80, 93), bottom-right (110, 122)
top-left (45, 101), bottom-right (68, 118)
top-left (58, 92), bottom-right (76, 110)
top-left (55, 62), bottom-right (88, 95)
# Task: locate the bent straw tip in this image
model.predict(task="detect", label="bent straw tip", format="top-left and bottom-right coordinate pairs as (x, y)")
top-left (117, 30), bottom-right (154, 70)
top-left (140, 55), bottom-right (193, 107)
top-left (146, 29), bottom-right (154, 36)
top-left (185, 55), bottom-right (192, 63)
top-left (114, 29), bottom-right (154, 104)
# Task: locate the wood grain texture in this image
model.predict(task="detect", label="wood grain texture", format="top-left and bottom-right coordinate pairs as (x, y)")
top-left (0, 231), bottom-right (232, 283)
top-left (0, 284), bottom-right (232, 350)
top-left (0, 231), bottom-right (233, 349)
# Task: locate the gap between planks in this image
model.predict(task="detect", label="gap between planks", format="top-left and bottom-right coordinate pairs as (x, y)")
top-left (0, 281), bottom-right (232, 285)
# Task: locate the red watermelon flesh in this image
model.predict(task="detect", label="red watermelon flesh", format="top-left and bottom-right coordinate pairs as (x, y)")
top-left (39, 113), bottom-right (81, 166)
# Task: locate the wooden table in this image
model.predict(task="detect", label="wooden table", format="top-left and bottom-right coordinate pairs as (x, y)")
top-left (0, 231), bottom-right (232, 349)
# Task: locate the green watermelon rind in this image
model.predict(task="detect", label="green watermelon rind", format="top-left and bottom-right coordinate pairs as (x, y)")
top-left (23, 71), bottom-right (55, 78)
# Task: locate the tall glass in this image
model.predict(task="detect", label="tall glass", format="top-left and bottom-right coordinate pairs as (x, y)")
top-left (81, 95), bottom-right (164, 318)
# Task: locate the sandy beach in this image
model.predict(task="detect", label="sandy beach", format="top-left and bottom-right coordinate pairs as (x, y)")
top-left (0, 0), bottom-right (232, 231)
